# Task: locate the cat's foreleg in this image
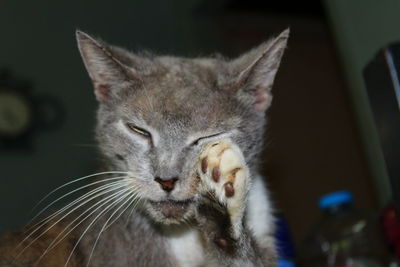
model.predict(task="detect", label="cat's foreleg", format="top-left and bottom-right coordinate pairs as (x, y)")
top-left (196, 139), bottom-right (276, 267)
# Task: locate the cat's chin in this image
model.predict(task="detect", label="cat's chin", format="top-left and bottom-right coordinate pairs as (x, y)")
top-left (145, 199), bottom-right (195, 224)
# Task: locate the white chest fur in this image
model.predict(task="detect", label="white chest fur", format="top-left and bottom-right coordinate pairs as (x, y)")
top-left (246, 175), bottom-right (275, 248)
top-left (167, 228), bottom-right (204, 267)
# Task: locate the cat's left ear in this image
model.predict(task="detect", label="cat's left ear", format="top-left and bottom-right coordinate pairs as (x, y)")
top-left (231, 29), bottom-right (289, 112)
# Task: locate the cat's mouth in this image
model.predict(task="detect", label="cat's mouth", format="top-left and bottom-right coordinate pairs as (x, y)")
top-left (148, 199), bottom-right (194, 219)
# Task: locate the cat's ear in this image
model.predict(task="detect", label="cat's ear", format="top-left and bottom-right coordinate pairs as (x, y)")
top-left (76, 30), bottom-right (136, 103)
top-left (232, 29), bottom-right (289, 112)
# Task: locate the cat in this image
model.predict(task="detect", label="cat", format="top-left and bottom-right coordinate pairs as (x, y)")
top-left (0, 28), bottom-right (288, 267)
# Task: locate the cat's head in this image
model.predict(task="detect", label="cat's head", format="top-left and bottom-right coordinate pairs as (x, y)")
top-left (76, 30), bottom-right (288, 224)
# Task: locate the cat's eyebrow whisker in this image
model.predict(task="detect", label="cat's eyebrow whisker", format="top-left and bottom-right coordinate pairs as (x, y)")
top-left (15, 181), bottom-right (130, 257)
top-left (31, 171), bottom-right (129, 213)
top-left (86, 190), bottom-right (139, 267)
top-left (24, 179), bottom-right (128, 235)
top-left (29, 176), bottom-right (129, 225)
top-left (33, 187), bottom-right (134, 267)
top-left (64, 188), bottom-right (135, 267)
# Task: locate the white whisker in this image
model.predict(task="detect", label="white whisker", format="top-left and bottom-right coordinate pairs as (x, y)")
top-left (15, 181), bottom-right (130, 258)
top-left (29, 176), bottom-right (128, 225)
top-left (31, 171), bottom-right (129, 213)
top-left (86, 191), bottom-right (139, 267)
top-left (64, 188), bottom-right (135, 267)
top-left (33, 187), bottom-right (133, 266)
top-left (104, 190), bottom-right (141, 232)
top-left (18, 182), bottom-right (122, 255)
top-left (124, 193), bottom-right (143, 227)
top-left (24, 179), bottom-right (127, 235)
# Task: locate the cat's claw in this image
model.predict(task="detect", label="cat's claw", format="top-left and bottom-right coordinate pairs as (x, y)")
top-left (197, 139), bottom-right (250, 239)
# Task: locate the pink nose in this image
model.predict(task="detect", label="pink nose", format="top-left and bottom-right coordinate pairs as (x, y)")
top-left (154, 177), bottom-right (178, 192)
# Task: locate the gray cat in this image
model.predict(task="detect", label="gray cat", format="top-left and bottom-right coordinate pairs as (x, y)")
top-left (0, 29), bottom-right (288, 267)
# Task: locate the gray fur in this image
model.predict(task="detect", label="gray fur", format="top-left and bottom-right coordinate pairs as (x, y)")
top-left (77, 28), bottom-right (288, 266)
top-left (74, 29), bottom-right (288, 266)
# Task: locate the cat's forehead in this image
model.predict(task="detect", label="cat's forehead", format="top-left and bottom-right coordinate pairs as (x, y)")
top-left (124, 86), bottom-right (236, 127)
top-left (120, 66), bottom-right (237, 132)
top-left (126, 57), bottom-right (229, 106)
top-left (112, 54), bottom-right (243, 134)
top-left (155, 56), bottom-right (222, 87)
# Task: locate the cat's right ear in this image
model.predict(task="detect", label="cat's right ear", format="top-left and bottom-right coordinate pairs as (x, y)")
top-left (229, 29), bottom-right (289, 113)
top-left (76, 30), bottom-right (136, 103)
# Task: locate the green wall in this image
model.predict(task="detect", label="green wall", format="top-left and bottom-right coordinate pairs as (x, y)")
top-left (323, 0), bottom-right (400, 205)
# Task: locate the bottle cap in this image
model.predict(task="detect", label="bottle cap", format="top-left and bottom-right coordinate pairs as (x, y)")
top-left (319, 191), bottom-right (353, 210)
top-left (278, 258), bottom-right (296, 267)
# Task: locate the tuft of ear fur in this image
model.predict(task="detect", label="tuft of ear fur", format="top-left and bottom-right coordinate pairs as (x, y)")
top-left (76, 30), bottom-right (137, 102)
top-left (232, 28), bottom-right (289, 112)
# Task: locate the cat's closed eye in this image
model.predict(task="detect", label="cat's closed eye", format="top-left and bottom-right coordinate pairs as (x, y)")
top-left (190, 132), bottom-right (226, 146)
top-left (126, 123), bottom-right (152, 138)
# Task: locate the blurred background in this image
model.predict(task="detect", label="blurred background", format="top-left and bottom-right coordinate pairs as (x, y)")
top-left (1, 0), bottom-right (400, 265)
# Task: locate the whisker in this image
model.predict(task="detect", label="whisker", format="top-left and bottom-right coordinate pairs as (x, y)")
top-left (33, 187), bottom-right (133, 266)
top-left (86, 191), bottom-right (138, 267)
top-left (18, 182), bottom-right (122, 256)
top-left (104, 190), bottom-right (141, 232)
top-left (24, 179), bottom-right (127, 235)
top-left (42, 187), bottom-right (133, 251)
top-left (29, 176), bottom-right (128, 225)
top-left (124, 193), bottom-right (143, 227)
top-left (64, 188), bottom-right (135, 267)
top-left (15, 181), bottom-right (130, 257)
top-left (31, 171), bottom-right (129, 213)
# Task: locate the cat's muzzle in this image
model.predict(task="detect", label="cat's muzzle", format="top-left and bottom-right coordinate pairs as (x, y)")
top-left (149, 199), bottom-right (194, 219)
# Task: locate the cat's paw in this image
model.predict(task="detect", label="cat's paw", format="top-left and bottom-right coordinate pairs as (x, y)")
top-left (196, 139), bottom-right (250, 239)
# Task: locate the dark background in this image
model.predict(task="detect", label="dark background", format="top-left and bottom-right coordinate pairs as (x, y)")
top-left (1, 0), bottom-right (397, 254)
